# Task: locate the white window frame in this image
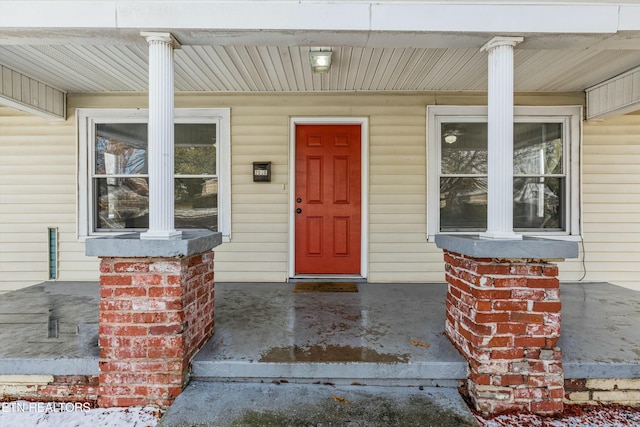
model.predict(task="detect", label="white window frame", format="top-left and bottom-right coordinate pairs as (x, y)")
top-left (77, 108), bottom-right (231, 242)
top-left (427, 105), bottom-right (581, 241)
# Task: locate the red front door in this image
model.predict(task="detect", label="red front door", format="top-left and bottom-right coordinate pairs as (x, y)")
top-left (295, 124), bottom-right (361, 275)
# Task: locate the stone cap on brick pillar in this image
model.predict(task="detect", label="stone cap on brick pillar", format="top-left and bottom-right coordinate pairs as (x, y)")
top-left (85, 230), bottom-right (222, 258)
top-left (434, 235), bottom-right (579, 260)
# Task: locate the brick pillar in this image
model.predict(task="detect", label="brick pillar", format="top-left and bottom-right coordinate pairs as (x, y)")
top-left (443, 250), bottom-right (563, 416)
top-left (97, 251), bottom-right (214, 407)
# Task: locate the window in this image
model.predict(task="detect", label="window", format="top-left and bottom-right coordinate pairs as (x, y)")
top-left (78, 108), bottom-right (231, 241)
top-left (427, 106), bottom-right (581, 239)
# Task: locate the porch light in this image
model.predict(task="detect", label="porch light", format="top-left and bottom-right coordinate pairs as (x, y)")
top-left (309, 49), bottom-right (332, 73)
top-left (444, 134), bottom-right (457, 144)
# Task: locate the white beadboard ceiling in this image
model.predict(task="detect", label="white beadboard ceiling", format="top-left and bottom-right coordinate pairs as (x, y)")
top-left (2, 43), bottom-right (640, 94)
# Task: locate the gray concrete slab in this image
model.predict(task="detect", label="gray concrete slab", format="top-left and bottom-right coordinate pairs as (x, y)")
top-left (0, 281), bottom-right (99, 375)
top-left (559, 282), bottom-right (640, 379)
top-left (435, 234), bottom-right (579, 259)
top-left (193, 282), bottom-right (467, 385)
top-left (158, 382), bottom-right (479, 427)
top-left (0, 280), bottom-right (638, 383)
top-left (192, 282), bottom-right (640, 384)
top-left (85, 230), bottom-right (222, 257)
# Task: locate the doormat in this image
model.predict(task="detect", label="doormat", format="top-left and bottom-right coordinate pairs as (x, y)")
top-left (293, 282), bottom-right (359, 293)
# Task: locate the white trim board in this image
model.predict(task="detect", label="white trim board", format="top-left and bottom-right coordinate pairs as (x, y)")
top-left (2, 2), bottom-right (635, 34)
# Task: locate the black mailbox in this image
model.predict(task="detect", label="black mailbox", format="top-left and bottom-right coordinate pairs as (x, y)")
top-left (253, 162), bottom-right (271, 182)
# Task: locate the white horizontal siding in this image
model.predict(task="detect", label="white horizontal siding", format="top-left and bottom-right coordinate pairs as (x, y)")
top-left (0, 106), bottom-right (83, 292)
top-left (7, 91), bottom-right (639, 291)
top-left (578, 111), bottom-right (640, 290)
top-left (215, 101), bottom-right (291, 282)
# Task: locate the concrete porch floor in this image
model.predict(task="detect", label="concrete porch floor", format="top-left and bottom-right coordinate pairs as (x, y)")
top-left (0, 281), bottom-right (638, 383)
top-left (192, 281), bottom-right (466, 386)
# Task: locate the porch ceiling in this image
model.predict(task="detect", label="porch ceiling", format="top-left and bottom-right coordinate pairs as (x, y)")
top-left (2, 40), bottom-right (640, 94)
top-left (1, 1), bottom-right (640, 95)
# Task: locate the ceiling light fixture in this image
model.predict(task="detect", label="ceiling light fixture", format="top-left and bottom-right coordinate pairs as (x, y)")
top-left (444, 134), bottom-right (457, 144)
top-left (309, 49), bottom-right (332, 73)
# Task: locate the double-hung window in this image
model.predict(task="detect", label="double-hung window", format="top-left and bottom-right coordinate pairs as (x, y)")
top-left (78, 108), bottom-right (231, 241)
top-left (427, 106), bottom-right (580, 239)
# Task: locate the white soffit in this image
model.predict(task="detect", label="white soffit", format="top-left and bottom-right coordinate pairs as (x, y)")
top-left (371, 3), bottom-right (620, 33)
top-left (586, 65), bottom-right (640, 120)
top-left (619, 5), bottom-right (640, 31)
top-left (1, 2), bottom-right (638, 34)
top-left (0, 64), bottom-right (65, 120)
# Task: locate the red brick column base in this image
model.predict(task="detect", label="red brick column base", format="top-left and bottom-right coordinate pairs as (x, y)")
top-left (97, 251), bottom-right (214, 408)
top-left (443, 250), bottom-right (563, 416)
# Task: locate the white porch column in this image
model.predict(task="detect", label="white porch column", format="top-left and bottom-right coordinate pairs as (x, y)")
top-left (480, 36), bottom-right (523, 240)
top-left (140, 32), bottom-right (182, 240)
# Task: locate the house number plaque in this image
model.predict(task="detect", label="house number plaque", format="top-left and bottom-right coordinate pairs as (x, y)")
top-left (253, 162), bottom-right (271, 182)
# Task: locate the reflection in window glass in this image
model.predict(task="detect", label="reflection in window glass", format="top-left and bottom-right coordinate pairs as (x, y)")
top-left (92, 122), bottom-right (218, 231)
top-left (513, 123), bottom-right (564, 231)
top-left (175, 124), bottom-right (216, 175)
top-left (440, 122), bottom-right (488, 231)
top-left (440, 177), bottom-right (487, 231)
top-left (514, 123), bottom-right (563, 175)
top-left (94, 124), bottom-right (149, 230)
top-left (513, 177), bottom-right (565, 231)
top-left (438, 121), bottom-right (566, 232)
top-left (174, 123), bottom-right (217, 231)
top-left (441, 123), bottom-right (487, 174)
top-left (95, 124), bottom-right (148, 175)
top-left (95, 177), bottom-right (149, 229)
top-left (175, 178), bottom-right (218, 230)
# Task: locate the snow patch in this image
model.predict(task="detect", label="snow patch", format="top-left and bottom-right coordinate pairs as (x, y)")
top-left (0, 401), bottom-right (161, 427)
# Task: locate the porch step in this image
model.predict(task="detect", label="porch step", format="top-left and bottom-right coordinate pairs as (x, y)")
top-left (191, 337), bottom-right (468, 387)
top-left (191, 361), bottom-right (467, 387)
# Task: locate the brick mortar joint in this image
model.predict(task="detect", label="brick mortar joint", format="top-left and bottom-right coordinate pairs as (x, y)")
top-left (444, 256), bottom-right (558, 277)
top-left (446, 278), bottom-right (559, 298)
top-left (444, 250), bottom-right (557, 264)
top-left (445, 263), bottom-right (559, 282)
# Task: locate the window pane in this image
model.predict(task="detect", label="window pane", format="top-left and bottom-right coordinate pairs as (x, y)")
top-left (95, 177), bottom-right (149, 229)
top-left (175, 124), bottom-right (216, 175)
top-left (514, 177), bottom-right (565, 230)
top-left (441, 123), bottom-right (487, 174)
top-left (440, 177), bottom-right (487, 231)
top-left (514, 123), bottom-right (563, 175)
top-left (175, 178), bottom-right (218, 231)
top-left (96, 124), bottom-right (148, 175)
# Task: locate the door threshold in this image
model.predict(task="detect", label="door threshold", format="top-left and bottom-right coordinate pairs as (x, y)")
top-left (289, 275), bottom-right (366, 283)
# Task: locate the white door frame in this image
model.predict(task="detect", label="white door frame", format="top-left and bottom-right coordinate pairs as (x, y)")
top-left (289, 117), bottom-right (369, 279)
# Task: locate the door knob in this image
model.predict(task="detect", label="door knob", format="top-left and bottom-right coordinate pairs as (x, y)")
top-left (296, 208), bottom-right (302, 214)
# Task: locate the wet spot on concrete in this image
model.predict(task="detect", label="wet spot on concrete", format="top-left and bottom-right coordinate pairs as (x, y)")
top-left (260, 344), bottom-right (409, 363)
